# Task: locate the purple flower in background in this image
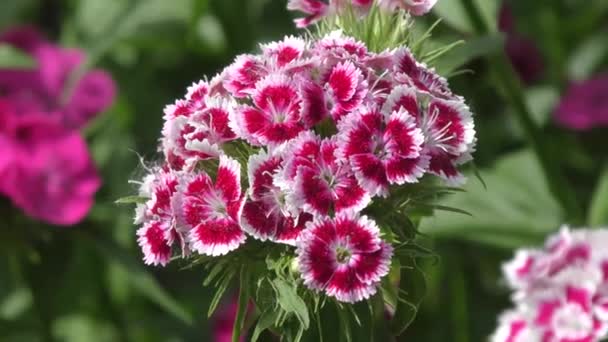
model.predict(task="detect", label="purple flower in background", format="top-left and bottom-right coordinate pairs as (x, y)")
top-left (0, 26), bottom-right (115, 130)
top-left (0, 25), bottom-right (112, 226)
top-left (0, 100), bottom-right (101, 225)
top-left (498, 3), bottom-right (544, 84)
top-left (555, 73), bottom-right (608, 131)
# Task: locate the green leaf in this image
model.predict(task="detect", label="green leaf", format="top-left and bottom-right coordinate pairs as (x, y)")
top-left (390, 261), bottom-right (426, 336)
top-left (335, 304), bottom-right (353, 342)
top-left (80, 232), bottom-right (192, 324)
top-left (435, 34), bottom-right (505, 75)
top-left (114, 195), bottom-right (147, 205)
top-left (433, 0), bottom-right (498, 33)
top-left (567, 32), bottom-right (608, 81)
top-left (508, 86), bottom-right (560, 127)
top-left (589, 166), bottom-right (608, 227)
top-left (272, 278), bottom-right (310, 329)
top-left (232, 266), bottom-right (250, 342)
top-left (419, 150), bottom-right (564, 248)
top-left (0, 44), bottom-right (36, 68)
top-left (207, 271), bottom-right (234, 317)
top-left (251, 309), bottom-right (280, 342)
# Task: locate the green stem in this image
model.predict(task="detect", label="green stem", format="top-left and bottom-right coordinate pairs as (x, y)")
top-left (460, 0), bottom-right (583, 224)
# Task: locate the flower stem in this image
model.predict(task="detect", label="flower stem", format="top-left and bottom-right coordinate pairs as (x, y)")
top-left (460, 0), bottom-right (583, 223)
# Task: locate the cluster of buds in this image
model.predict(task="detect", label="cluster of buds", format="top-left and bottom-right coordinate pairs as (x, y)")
top-left (492, 227), bottom-right (608, 342)
top-left (133, 30), bottom-right (475, 303)
top-left (287, 0), bottom-right (438, 27)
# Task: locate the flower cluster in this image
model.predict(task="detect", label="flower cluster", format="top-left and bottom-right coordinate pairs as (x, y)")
top-left (0, 26), bottom-right (115, 225)
top-left (492, 227), bottom-right (608, 342)
top-left (133, 31), bottom-right (475, 303)
top-left (287, 0), bottom-right (438, 27)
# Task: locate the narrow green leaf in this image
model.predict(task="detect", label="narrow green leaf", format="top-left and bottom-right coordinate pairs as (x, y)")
top-left (207, 271), bottom-right (234, 318)
top-left (413, 203), bottom-right (473, 217)
top-left (0, 44), bottom-right (36, 68)
top-left (272, 279), bottom-right (310, 329)
top-left (80, 232), bottom-right (192, 324)
top-left (114, 195), bottom-right (147, 205)
top-left (232, 266), bottom-right (250, 342)
top-left (390, 262), bottom-right (426, 336)
top-left (335, 303), bottom-right (353, 342)
top-left (589, 166), bottom-right (608, 227)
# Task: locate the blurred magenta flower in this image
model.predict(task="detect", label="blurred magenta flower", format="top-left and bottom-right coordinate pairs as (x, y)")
top-left (0, 99), bottom-right (101, 225)
top-left (212, 299), bottom-right (249, 342)
top-left (0, 26), bottom-right (115, 129)
top-left (498, 3), bottom-right (544, 84)
top-left (0, 25), bottom-right (111, 226)
top-left (555, 73), bottom-right (608, 131)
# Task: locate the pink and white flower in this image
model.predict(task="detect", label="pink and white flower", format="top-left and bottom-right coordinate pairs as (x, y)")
top-left (223, 54), bottom-right (267, 98)
top-left (181, 155), bottom-right (246, 256)
top-left (296, 214), bottom-right (393, 303)
top-left (378, 0), bottom-right (438, 16)
top-left (492, 286), bottom-right (608, 342)
top-left (261, 36), bottom-right (307, 68)
top-left (241, 149), bottom-right (311, 245)
top-left (494, 227), bottom-right (608, 342)
top-left (137, 221), bottom-right (173, 267)
top-left (393, 48), bottom-right (452, 99)
top-left (300, 61), bottom-right (368, 122)
top-left (337, 105), bottom-right (427, 197)
top-left (233, 74), bottom-right (304, 145)
top-left (284, 134), bottom-right (371, 216)
top-left (287, 0), bottom-right (332, 28)
top-left (383, 85), bottom-right (475, 184)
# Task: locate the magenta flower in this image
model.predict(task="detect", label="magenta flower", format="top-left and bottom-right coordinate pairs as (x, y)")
top-left (0, 110), bottom-right (101, 225)
top-left (241, 149), bottom-right (312, 245)
top-left (0, 26), bottom-right (115, 130)
top-left (555, 73), bottom-right (608, 131)
top-left (181, 156), bottom-right (246, 256)
top-left (498, 4), bottom-right (544, 85)
top-left (234, 74), bottom-right (305, 146)
top-left (286, 134), bottom-right (371, 216)
top-left (296, 214), bottom-right (392, 303)
top-left (337, 105), bottom-right (427, 197)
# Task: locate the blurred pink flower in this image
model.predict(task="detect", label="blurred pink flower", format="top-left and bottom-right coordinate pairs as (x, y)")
top-left (0, 100), bottom-right (101, 225)
top-left (213, 300), bottom-right (248, 342)
top-left (0, 26), bottom-right (115, 129)
top-left (555, 73), bottom-right (608, 131)
top-left (498, 3), bottom-right (544, 84)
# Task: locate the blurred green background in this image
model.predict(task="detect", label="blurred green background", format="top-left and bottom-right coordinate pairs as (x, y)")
top-left (1, 0), bottom-right (607, 341)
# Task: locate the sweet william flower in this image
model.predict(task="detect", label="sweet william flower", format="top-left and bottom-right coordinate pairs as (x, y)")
top-left (284, 133), bottom-right (371, 216)
top-left (296, 214), bottom-right (393, 303)
top-left (378, 0), bottom-right (438, 16)
top-left (0, 26), bottom-right (115, 130)
top-left (182, 155), bottom-right (246, 256)
top-left (233, 74), bottom-right (305, 146)
top-left (241, 149), bottom-right (312, 245)
top-left (288, 0), bottom-right (438, 28)
top-left (493, 227), bottom-right (608, 342)
top-left (337, 104), bottom-right (427, 197)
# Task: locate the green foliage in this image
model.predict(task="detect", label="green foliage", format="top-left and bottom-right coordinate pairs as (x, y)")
top-left (589, 166), bottom-right (608, 228)
top-left (0, 44), bottom-right (36, 68)
top-left (420, 150), bottom-right (564, 248)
